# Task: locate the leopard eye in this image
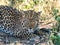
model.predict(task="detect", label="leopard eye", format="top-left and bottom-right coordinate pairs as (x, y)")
top-left (22, 23), bottom-right (23, 25)
top-left (23, 26), bottom-right (25, 27)
top-left (23, 20), bottom-right (25, 22)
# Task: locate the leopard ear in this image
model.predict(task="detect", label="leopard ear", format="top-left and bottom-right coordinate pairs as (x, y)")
top-left (37, 11), bottom-right (42, 15)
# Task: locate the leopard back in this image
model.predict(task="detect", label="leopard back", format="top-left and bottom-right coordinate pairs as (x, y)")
top-left (0, 5), bottom-right (22, 35)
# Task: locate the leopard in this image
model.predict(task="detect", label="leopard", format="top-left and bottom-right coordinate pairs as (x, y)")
top-left (0, 5), bottom-right (52, 45)
top-left (0, 5), bottom-right (41, 40)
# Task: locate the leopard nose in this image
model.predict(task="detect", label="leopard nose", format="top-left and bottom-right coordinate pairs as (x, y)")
top-left (29, 28), bottom-right (32, 29)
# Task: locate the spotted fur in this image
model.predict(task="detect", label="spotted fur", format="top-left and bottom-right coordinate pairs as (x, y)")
top-left (0, 5), bottom-right (41, 40)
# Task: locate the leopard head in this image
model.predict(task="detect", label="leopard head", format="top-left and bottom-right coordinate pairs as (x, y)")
top-left (21, 10), bottom-right (41, 32)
